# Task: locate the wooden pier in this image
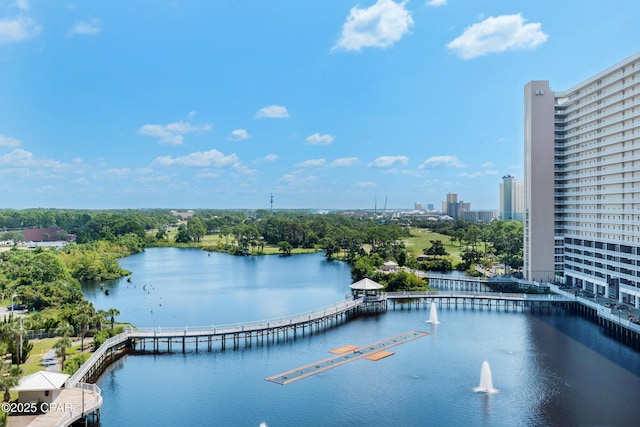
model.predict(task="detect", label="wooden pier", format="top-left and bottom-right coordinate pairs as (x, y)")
top-left (14, 383), bottom-right (103, 427)
top-left (385, 291), bottom-right (573, 313)
top-left (62, 279), bottom-right (640, 416)
top-left (128, 298), bottom-right (365, 354)
top-left (265, 330), bottom-right (429, 385)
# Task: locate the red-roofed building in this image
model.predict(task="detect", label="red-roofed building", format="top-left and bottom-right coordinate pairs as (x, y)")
top-left (23, 228), bottom-right (73, 242)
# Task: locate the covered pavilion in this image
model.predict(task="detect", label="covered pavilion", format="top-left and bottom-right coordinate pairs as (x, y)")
top-left (349, 278), bottom-right (384, 299)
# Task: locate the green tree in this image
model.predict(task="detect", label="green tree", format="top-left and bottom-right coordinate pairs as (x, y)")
top-left (424, 240), bottom-right (449, 258)
top-left (0, 354), bottom-right (20, 425)
top-left (277, 241), bottom-right (293, 256)
top-left (350, 254), bottom-right (383, 282)
top-left (76, 313), bottom-right (91, 352)
top-left (320, 237), bottom-right (341, 260)
top-left (383, 271), bottom-right (429, 292)
top-left (107, 308), bottom-right (121, 329)
top-left (53, 336), bottom-right (73, 367)
top-left (174, 224), bottom-right (191, 243)
top-left (187, 217), bottom-right (207, 243)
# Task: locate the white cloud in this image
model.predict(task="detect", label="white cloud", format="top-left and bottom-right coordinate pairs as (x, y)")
top-left (154, 149), bottom-right (238, 168)
top-left (419, 155), bottom-right (465, 169)
top-left (355, 181), bottom-right (376, 187)
top-left (138, 120), bottom-right (212, 145)
top-left (426, 0), bottom-right (446, 7)
top-left (0, 135), bottom-right (22, 147)
top-left (447, 14), bottom-right (548, 60)
top-left (70, 19), bottom-right (101, 36)
top-left (297, 158), bottom-right (326, 168)
top-left (370, 155), bottom-right (408, 168)
top-left (331, 157), bottom-right (358, 167)
top-left (263, 154), bottom-right (279, 162)
top-left (0, 148), bottom-right (63, 169)
top-left (481, 161), bottom-right (494, 168)
top-left (255, 105), bottom-right (289, 119)
top-left (104, 168), bottom-right (131, 177)
top-left (333, 0), bottom-right (413, 52)
top-left (306, 133), bottom-right (335, 145)
top-left (0, 16), bottom-right (41, 44)
top-left (227, 129), bottom-right (250, 141)
top-left (153, 149), bottom-right (256, 175)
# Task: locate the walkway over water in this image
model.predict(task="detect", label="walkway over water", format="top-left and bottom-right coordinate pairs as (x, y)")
top-left (9, 383), bottom-right (102, 427)
top-left (67, 299), bottom-right (365, 385)
top-left (65, 280), bottom-right (640, 393)
top-left (385, 291), bottom-right (572, 311)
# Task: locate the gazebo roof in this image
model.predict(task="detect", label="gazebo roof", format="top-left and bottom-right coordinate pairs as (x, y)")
top-left (349, 278), bottom-right (384, 290)
top-left (13, 371), bottom-right (69, 392)
top-left (384, 261), bottom-right (398, 266)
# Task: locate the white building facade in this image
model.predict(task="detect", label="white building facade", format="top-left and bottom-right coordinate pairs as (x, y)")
top-left (525, 52), bottom-right (640, 307)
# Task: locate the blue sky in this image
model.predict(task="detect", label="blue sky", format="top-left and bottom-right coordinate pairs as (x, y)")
top-left (1, 0), bottom-right (639, 210)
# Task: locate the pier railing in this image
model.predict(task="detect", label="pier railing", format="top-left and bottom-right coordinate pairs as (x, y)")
top-left (66, 327), bottom-right (132, 387)
top-left (385, 291), bottom-right (571, 302)
top-left (54, 382), bottom-right (103, 427)
top-left (131, 298), bottom-right (363, 336)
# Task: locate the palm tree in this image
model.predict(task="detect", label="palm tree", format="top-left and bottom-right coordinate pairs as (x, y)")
top-left (55, 321), bottom-right (74, 338)
top-left (0, 360), bottom-right (21, 424)
top-left (53, 321), bottom-right (74, 366)
top-left (53, 336), bottom-right (73, 368)
top-left (26, 312), bottom-right (43, 331)
top-left (94, 310), bottom-right (108, 332)
top-left (76, 313), bottom-right (91, 352)
top-left (107, 308), bottom-right (120, 330)
top-left (1, 319), bottom-right (28, 366)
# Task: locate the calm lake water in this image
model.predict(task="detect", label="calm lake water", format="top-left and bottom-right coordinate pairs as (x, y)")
top-left (82, 248), bottom-right (640, 427)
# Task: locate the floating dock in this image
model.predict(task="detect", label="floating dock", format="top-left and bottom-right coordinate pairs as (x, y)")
top-left (265, 330), bottom-right (429, 385)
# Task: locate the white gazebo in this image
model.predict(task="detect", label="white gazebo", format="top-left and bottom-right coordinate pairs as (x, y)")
top-left (383, 261), bottom-right (398, 272)
top-left (349, 278), bottom-right (384, 299)
top-left (13, 371), bottom-right (70, 404)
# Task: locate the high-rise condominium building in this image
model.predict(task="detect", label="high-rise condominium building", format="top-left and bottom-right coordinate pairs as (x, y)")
top-left (500, 175), bottom-right (524, 220)
top-left (524, 52), bottom-right (640, 308)
top-left (442, 193), bottom-right (470, 218)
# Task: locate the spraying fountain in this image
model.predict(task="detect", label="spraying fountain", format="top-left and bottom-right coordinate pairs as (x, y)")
top-left (426, 301), bottom-right (440, 324)
top-left (473, 361), bottom-right (498, 393)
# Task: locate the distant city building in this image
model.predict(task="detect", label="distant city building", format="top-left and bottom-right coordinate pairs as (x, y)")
top-left (461, 210), bottom-right (498, 222)
top-left (524, 51), bottom-right (640, 308)
top-left (442, 193), bottom-right (470, 219)
top-left (414, 202), bottom-right (425, 211)
top-left (427, 204), bottom-right (435, 211)
top-left (499, 175), bottom-right (524, 220)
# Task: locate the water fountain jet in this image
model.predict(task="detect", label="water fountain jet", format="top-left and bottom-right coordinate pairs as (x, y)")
top-left (473, 360), bottom-right (498, 393)
top-left (426, 301), bottom-right (440, 324)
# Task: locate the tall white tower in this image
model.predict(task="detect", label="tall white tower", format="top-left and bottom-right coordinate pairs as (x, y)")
top-left (523, 81), bottom-right (556, 282)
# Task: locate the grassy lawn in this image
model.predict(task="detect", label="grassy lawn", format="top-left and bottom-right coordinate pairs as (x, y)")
top-left (151, 230), bottom-right (320, 255)
top-left (20, 337), bottom-right (57, 376)
top-left (403, 228), bottom-right (463, 265)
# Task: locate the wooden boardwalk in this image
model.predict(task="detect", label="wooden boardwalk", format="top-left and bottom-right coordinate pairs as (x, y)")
top-left (385, 291), bottom-right (572, 312)
top-left (8, 384), bottom-right (102, 427)
top-left (265, 330), bottom-right (429, 385)
top-left (127, 298), bottom-right (364, 354)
